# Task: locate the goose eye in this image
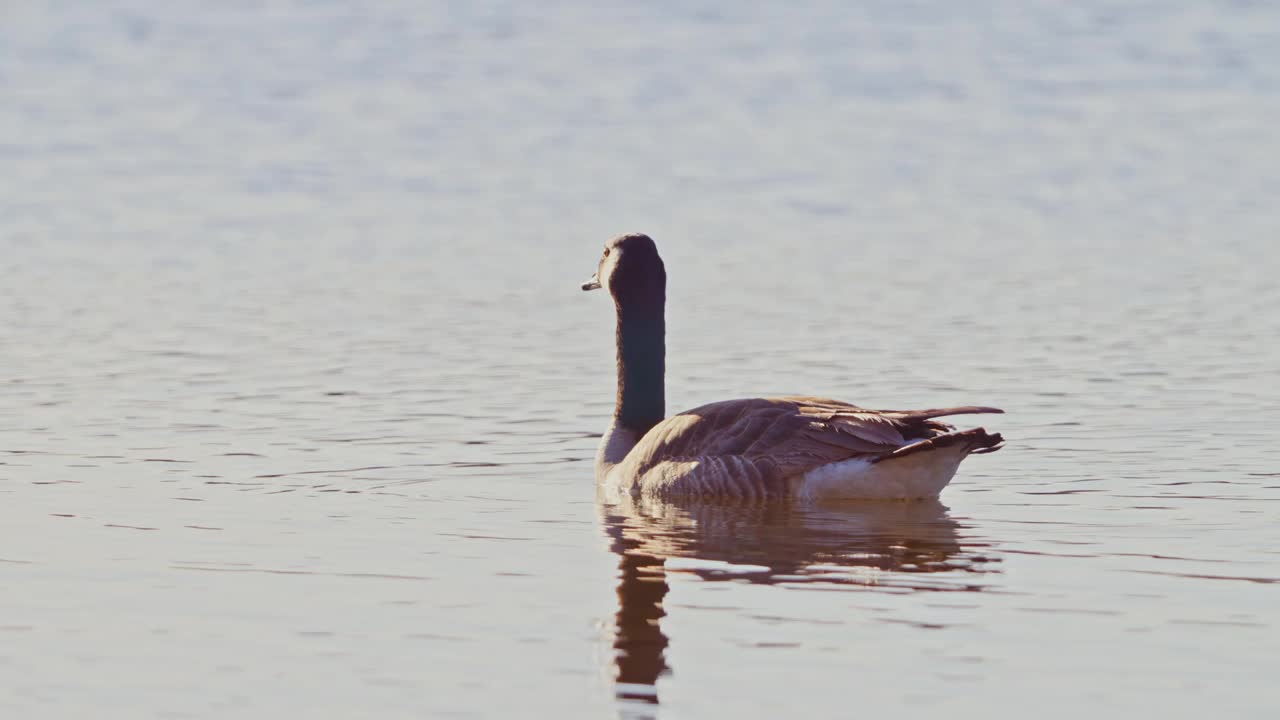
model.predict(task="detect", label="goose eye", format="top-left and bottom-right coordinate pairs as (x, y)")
top-left (603, 248), bottom-right (611, 257)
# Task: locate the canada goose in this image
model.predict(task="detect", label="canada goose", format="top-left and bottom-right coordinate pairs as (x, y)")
top-left (582, 233), bottom-right (1004, 500)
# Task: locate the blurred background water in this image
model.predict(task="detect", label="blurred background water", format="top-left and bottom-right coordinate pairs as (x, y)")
top-left (2, 1), bottom-right (1278, 718)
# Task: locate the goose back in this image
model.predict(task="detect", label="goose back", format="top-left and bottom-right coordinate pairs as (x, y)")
top-left (602, 396), bottom-right (1002, 498)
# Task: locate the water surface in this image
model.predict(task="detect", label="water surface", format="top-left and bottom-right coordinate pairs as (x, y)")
top-left (2, 1), bottom-right (1278, 718)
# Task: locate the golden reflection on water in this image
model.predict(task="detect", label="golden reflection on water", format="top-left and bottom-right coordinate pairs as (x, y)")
top-left (599, 497), bottom-right (1000, 710)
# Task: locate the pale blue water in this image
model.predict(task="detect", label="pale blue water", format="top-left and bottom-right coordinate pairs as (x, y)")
top-left (2, 2), bottom-right (1278, 718)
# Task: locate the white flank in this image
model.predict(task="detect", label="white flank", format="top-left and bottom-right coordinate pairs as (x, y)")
top-left (795, 442), bottom-right (971, 500)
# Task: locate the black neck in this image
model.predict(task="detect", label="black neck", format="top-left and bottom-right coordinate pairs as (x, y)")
top-left (614, 292), bottom-right (665, 435)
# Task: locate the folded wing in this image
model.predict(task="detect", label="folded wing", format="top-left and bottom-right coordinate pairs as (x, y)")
top-left (614, 396), bottom-right (1002, 497)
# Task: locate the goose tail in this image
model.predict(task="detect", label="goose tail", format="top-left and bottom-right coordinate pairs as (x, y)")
top-left (876, 426), bottom-right (1004, 463)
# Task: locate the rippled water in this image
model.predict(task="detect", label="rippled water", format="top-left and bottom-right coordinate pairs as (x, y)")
top-left (3, 1), bottom-right (1279, 717)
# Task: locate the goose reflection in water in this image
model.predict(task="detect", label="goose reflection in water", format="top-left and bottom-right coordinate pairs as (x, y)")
top-left (599, 497), bottom-right (999, 712)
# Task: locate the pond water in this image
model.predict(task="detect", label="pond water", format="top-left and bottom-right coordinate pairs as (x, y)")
top-left (2, 1), bottom-right (1278, 718)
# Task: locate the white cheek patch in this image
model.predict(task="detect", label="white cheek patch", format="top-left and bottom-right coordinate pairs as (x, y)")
top-left (601, 250), bottom-right (621, 291)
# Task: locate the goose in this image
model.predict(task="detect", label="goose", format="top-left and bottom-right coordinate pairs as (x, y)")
top-left (581, 233), bottom-right (1004, 500)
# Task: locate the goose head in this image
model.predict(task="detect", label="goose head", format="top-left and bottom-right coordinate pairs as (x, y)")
top-left (581, 233), bottom-right (666, 302)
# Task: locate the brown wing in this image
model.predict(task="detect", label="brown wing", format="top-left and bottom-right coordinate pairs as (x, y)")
top-left (616, 397), bottom-right (1002, 497)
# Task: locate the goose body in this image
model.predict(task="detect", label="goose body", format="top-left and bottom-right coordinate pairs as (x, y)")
top-left (583, 234), bottom-right (1003, 500)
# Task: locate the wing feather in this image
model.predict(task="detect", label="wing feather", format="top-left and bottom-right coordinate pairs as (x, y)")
top-left (618, 396), bottom-right (1003, 490)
